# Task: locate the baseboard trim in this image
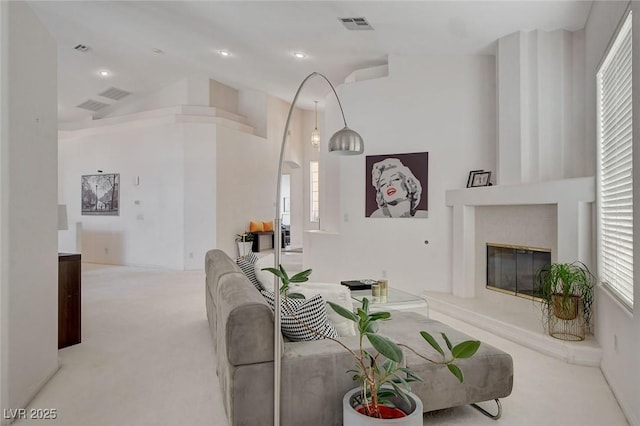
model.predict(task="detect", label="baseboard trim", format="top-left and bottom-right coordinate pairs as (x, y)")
top-left (3, 362), bottom-right (60, 425)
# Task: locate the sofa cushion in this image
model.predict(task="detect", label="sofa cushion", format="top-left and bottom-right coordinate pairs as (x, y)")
top-left (377, 311), bottom-right (514, 412)
top-left (261, 290), bottom-right (339, 341)
top-left (290, 282), bottom-right (357, 337)
top-left (235, 252), bottom-right (262, 291)
top-left (254, 253), bottom-right (275, 291)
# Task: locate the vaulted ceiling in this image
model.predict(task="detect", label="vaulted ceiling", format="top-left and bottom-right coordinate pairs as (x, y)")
top-left (28, 1), bottom-right (593, 123)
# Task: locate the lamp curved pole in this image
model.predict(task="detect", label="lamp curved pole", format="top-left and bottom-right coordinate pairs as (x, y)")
top-left (273, 72), bottom-right (350, 425)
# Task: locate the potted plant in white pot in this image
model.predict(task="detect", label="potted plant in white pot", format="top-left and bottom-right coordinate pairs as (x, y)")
top-left (235, 231), bottom-right (254, 258)
top-left (264, 265), bottom-right (480, 425)
top-left (330, 299), bottom-right (480, 425)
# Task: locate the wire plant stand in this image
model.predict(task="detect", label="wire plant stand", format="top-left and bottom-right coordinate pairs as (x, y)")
top-left (545, 296), bottom-right (586, 341)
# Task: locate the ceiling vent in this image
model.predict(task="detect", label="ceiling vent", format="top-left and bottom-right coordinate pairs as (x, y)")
top-left (76, 99), bottom-right (109, 112)
top-left (99, 87), bottom-right (132, 101)
top-left (339, 17), bottom-right (374, 31)
top-left (74, 44), bottom-right (90, 52)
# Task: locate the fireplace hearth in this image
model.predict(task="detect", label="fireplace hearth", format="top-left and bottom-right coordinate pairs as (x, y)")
top-left (486, 243), bottom-right (551, 300)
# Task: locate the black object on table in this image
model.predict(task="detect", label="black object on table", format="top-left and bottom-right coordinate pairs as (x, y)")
top-left (340, 279), bottom-right (378, 290)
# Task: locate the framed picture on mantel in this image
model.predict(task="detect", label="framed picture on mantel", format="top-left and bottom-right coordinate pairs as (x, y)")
top-left (467, 170), bottom-right (492, 188)
top-left (81, 173), bottom-right (120, 216)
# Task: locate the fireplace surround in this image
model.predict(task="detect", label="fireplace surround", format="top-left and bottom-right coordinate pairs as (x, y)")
top-left (446, 177), bottom-right (594, 298)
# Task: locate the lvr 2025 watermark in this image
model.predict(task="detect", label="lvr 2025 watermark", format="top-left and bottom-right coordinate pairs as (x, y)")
top-left (3, 408), bottom-right (57, 420)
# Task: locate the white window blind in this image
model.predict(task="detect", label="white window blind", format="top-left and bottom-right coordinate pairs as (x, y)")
top-left (310, 161), bottom-right (319, 222)
top-left (597, 11), bottom-right (633, 308)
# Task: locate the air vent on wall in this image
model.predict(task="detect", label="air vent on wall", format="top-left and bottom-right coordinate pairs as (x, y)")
top-left (99, 87), bottom-right (132, 101)
top-left (76, 99), bottom-right (109, 112)
top-left (74, 44), bottom-right (90, 52)
top-left (339, 17), bottom-right (374, 31)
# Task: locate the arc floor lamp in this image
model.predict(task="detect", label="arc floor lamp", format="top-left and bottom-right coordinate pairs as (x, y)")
top-left (272, 72), bottom-right (364, 425)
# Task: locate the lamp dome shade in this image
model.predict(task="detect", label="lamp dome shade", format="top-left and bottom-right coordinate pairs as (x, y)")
top-left (328, 126), bottom-right (364, 155)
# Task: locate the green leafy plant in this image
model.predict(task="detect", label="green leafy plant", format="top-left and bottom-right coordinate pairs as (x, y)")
top-left (535, 261), bottom-right (595, 329)
top-left (235, 232), bottom-right (255, 242)
top-left (261, 264), bottom-right (311, 298)
top-left (330, 299), bottom-right (480, 418)
top-left (263, 265), bottom-right (481, 419)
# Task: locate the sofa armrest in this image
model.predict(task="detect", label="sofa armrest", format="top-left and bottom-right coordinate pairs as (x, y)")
top-left (218, 272), bottom-right (276, 366)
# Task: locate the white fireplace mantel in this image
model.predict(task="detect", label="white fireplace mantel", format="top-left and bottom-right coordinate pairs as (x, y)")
top-left (445, 177), bottom-right (595, 298)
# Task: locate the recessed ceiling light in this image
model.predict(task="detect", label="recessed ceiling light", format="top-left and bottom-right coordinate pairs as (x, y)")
top-left (293, 52), bottom-right (306, 59)
top-left (219, 50), bottom-right (231, 57)
top-left (98, 70), bottom-right (111, 77)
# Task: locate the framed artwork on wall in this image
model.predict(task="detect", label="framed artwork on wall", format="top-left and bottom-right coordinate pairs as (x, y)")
top-left (81, 173), bottom-right (120, 216)
top-left (365, 152), bottom-right (428, 218)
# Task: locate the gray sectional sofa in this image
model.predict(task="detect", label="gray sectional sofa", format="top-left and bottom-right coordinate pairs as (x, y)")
top-left (205, 249), bottom-right (513, 425)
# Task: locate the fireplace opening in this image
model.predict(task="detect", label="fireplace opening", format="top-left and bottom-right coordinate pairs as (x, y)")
top-left (486, 243), bottom-right (551, 300)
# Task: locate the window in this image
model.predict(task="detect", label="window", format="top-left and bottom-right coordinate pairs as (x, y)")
top-left (310, 161), bottom-right (319, 222)
top-left (597, 10), bottom-right (633, 309)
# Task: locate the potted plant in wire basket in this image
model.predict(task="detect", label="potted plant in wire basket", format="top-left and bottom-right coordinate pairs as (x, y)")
top-left (264, 265), bottom-right (481, 425)
top-left (535, 261), bottom-right (595, 339)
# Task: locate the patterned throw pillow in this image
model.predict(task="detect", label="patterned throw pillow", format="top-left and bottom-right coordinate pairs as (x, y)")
top-left (289, 283), bottom-right (357, 337)
top-left (236, 252), bottom-right (262, 291)
top-left (261, 290), bottom-right (339, 341)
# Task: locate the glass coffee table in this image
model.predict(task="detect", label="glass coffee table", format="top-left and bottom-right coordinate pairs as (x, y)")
top-left (350, 287), bottom-right (429, 317)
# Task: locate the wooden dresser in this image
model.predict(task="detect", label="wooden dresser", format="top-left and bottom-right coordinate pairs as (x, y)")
top-left (58, 253), bottom-right (81, 349)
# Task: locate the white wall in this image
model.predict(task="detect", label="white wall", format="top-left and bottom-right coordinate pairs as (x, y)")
top-left (59, 109), bottom-right (253, 270)
top-left (60, 88), bottom-right (307, 268)
top-left (306, 55), bottom-right (496, 295)
top-left (215, 124), bottom-right (275, 257)
top-left (59, 120), bottom-right (186, 269)
top-left (238, 90), bottom-right (268, 138)
top-left (1, 1), bottom-right (59, 418)
top-left (497, 29), bottom-right (586, 185)
top-left (215, 94), bottom-right (306, 257)
top-left (183, 123), bottom-right (217, 270)
top-left (209, 79), bottom-right (238, 113)
top-left (587, 2), bottom-right (640, 425)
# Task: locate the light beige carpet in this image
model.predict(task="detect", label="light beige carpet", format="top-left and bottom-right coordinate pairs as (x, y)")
top-left (15, 261), bottom-right (628, 426)
top-left (16, 263), bottom-right (226, 426)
